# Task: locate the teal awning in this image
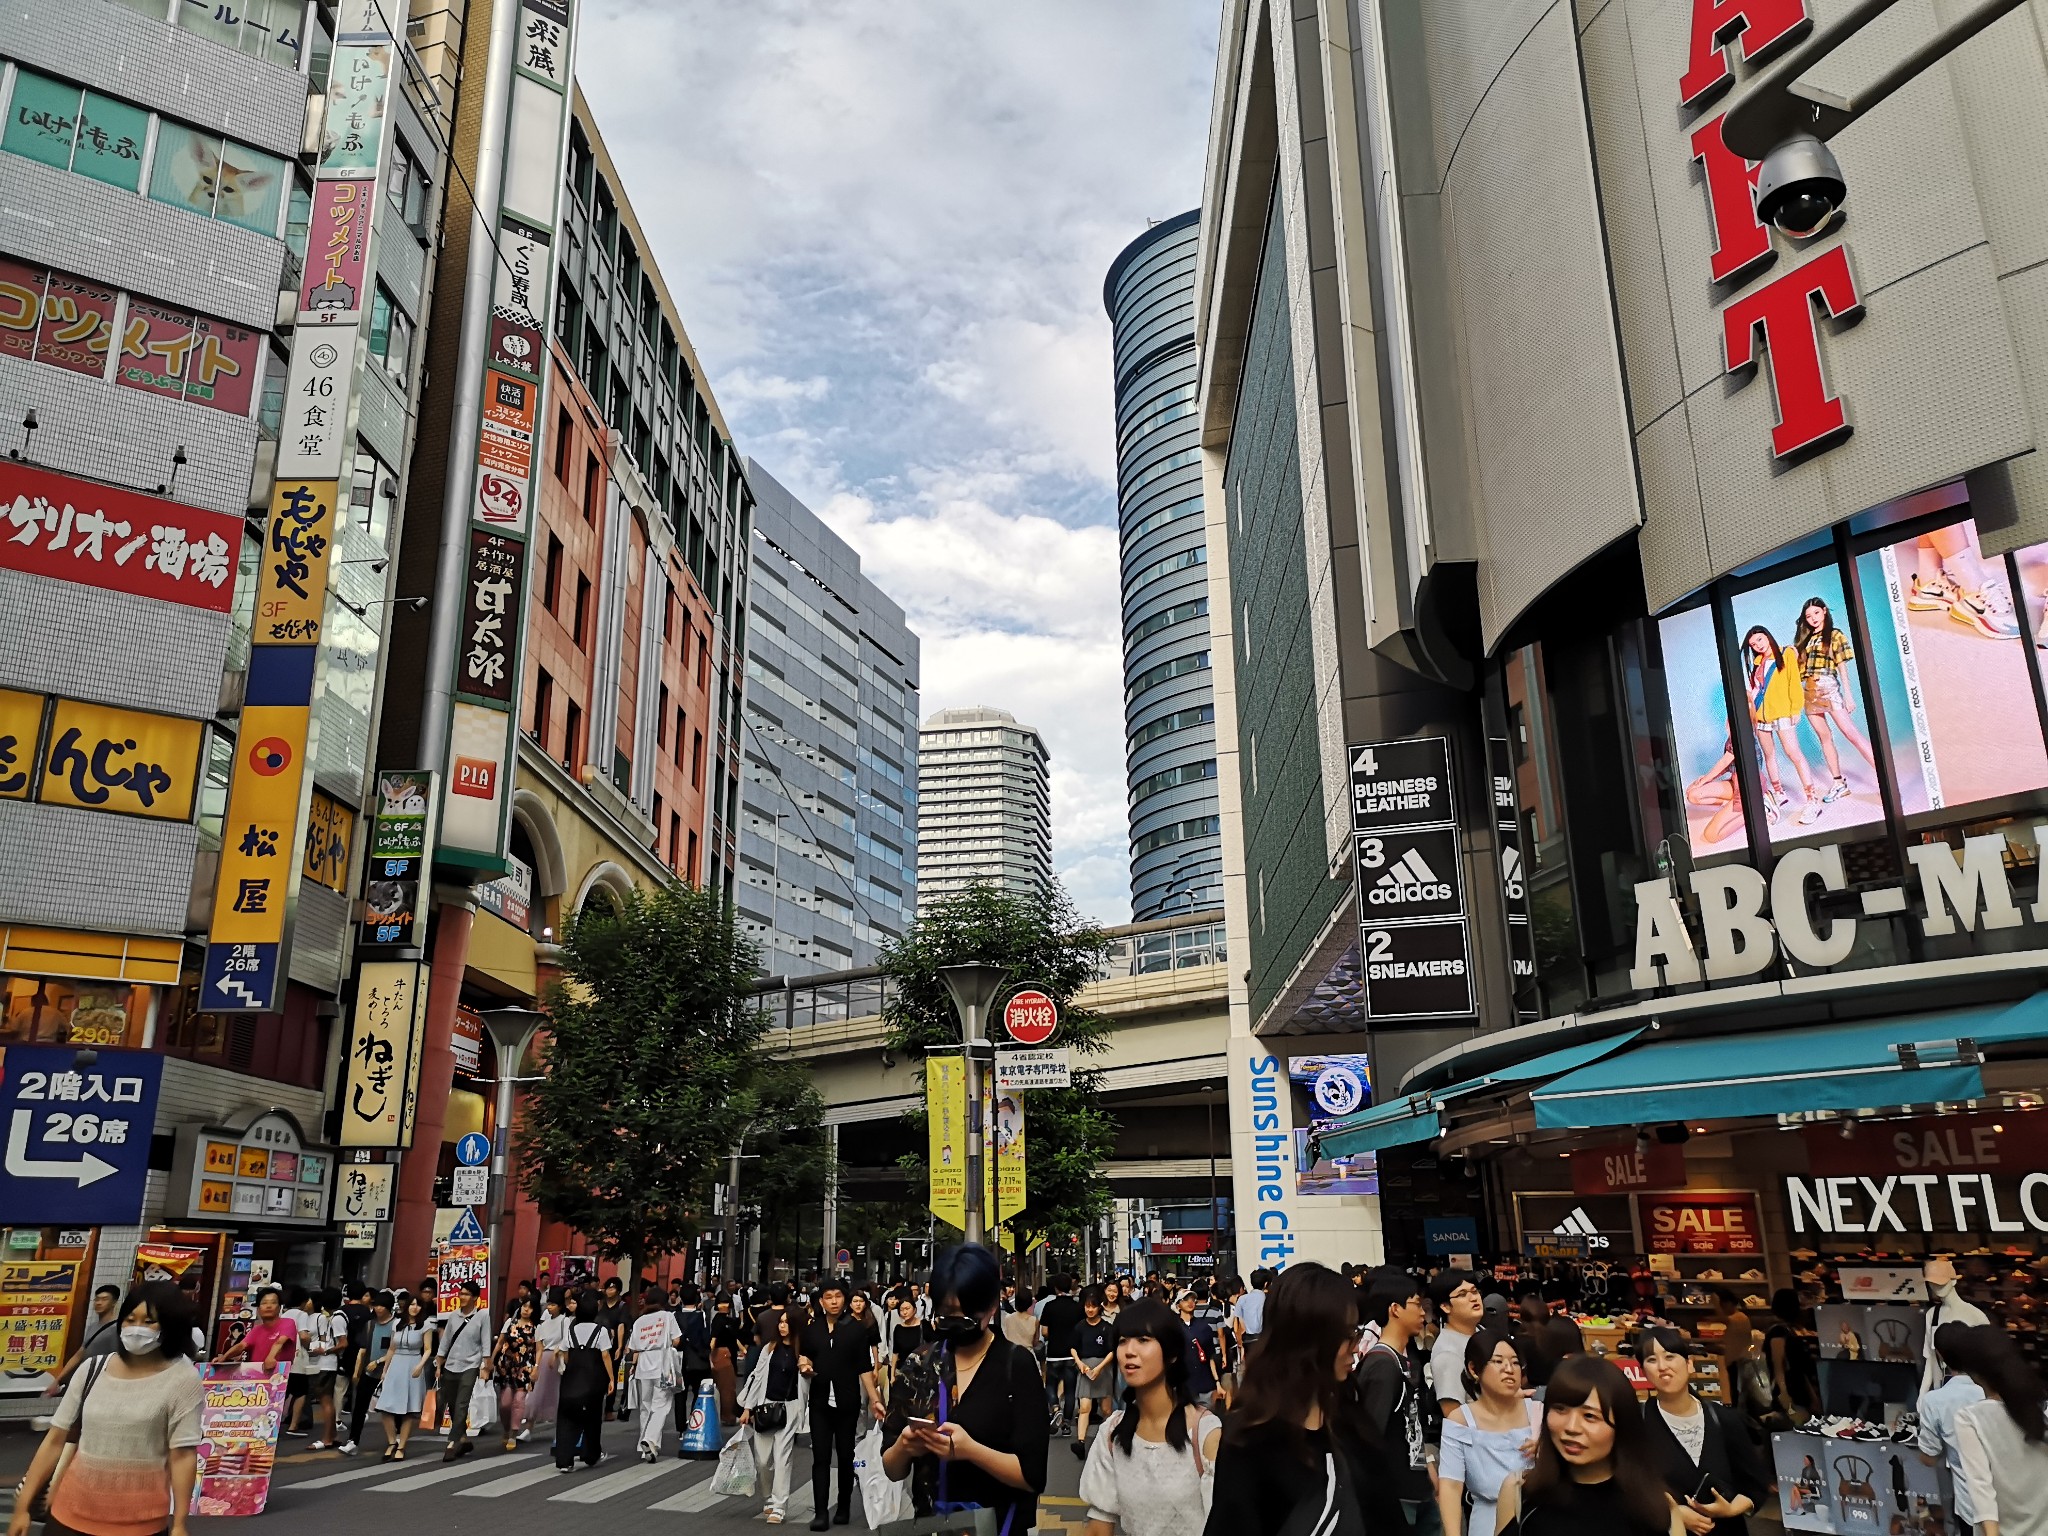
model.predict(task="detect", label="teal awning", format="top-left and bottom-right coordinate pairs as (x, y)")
top-left (1314, 1028), bottom-right (1645, 1159)
top-left (1532, 994), bottom-right (2048, 1130)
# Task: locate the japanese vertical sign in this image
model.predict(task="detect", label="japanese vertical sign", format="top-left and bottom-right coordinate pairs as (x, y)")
top-left (339, 961), bottom-right (427, 1147)
top-left (437, 0), bottom-right (578, 865)
top-left (201, 0), bottom-right (407, 1012)
top-left (360, 769), bottom-right (437, 949)
top-left (925, 1052), bottom-right (966, 1232)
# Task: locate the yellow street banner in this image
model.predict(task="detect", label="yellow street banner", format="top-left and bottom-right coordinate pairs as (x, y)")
top-left (926, 1052), bottom-right (966, 1231)
top-left (985, 1080), bottom-right (1026, 1251)
top-left (207, 708), bottom-right (311, 949)
top-left (340, 961), bottom-right (426, 1147)
top-left (39, 698), bottom-right (204, 821)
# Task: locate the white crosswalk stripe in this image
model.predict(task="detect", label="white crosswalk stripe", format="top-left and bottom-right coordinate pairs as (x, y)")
top-left (291, 1458), bottom-right (422, 1490)
top-left (646, 1474), bottom-right (727, 1514)
top-left (455, 1462), bottom-right (570, 1498)
top-left (547, 1457), bottom-right (691, 1503)
top-left (376, 1454), bottom-right (535, 1492)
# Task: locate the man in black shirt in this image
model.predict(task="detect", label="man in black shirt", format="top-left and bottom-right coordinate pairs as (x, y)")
top-left (1036, 1275), bottom-right (1083, 1435)
top-left (800, 1278), bottom-right (880, 1530)
top-left (1357, 1268), bottom-right (1435, 1527)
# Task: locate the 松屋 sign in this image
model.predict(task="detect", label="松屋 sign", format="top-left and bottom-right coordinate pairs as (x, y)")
top-left (1629, 834), bottom-right (2048, 989)
top-left (1680, 0), bottom-right (1864, 462)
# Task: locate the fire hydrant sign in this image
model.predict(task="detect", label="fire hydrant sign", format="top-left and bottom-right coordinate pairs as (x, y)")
top-left (0, 1046), bottom-right (160, 1225)
top-left (995, 1049), bottom-right (1072, 1091)
top-left (1002, 990), bottom-right (1059, 1046)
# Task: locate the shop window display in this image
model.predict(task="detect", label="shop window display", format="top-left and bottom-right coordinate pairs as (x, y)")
top-left (0, 975), bottom-right (147, 1048)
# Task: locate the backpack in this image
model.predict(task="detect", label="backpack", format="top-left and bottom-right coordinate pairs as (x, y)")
top-left (560, 1322), bottom-right (610, 1402)
top-left (677, 1309), bottom-right (712, 1373)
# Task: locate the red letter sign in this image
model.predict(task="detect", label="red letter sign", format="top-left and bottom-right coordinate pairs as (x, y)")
top-left (1680, 0), bottom-right (1810, 108)
top-left (1690, 116), bottom-right (1774, 284)
top-left (1721, 245), bottom-right (1863, 458)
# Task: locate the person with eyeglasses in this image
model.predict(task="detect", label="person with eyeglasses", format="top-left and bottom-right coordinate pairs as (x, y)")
top-left (1427, 1273), bottom-right (1486, 1419)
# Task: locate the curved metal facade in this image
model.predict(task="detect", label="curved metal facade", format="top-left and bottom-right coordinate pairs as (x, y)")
top-left (1107, 211), bottom-right (1219, 920)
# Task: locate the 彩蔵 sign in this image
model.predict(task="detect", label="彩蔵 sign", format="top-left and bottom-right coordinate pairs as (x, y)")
top-left (0, 1046), bottom-right (160, 1226)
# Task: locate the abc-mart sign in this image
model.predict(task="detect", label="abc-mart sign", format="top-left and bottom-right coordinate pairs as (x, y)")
top-left (1630, 832), bottom-right (2048, 989)
top-left (1684, 0), bottom-right (1864, 461)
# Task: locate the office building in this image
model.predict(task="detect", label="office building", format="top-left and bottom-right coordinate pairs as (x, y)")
top-left (1105, 210), bottom-right (1219, 921)
top-left (740, 459), bottom-right (921, 973)
top-left (915, 707), bottom-right (1051, 909)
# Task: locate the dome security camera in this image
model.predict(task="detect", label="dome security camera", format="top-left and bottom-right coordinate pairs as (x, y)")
top-left (1754, 133), bottom-right (1846, 238)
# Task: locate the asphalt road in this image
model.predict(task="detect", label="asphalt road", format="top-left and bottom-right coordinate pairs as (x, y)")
top-left (0, 1410), bottom-right (1094, 1536)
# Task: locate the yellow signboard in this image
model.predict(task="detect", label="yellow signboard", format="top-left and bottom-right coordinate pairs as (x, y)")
top-left (0, 688), bottom-right (41, 799)
top-left (926, 1052), bottom-right (966, 1232)
top-left (303, 787), bottom-right (354, 893)
top-left (206, 705), bottom-right (312, 947)
top-left (38, 698), bottom-right (204, 821)
top-left (254, 480), bottom-right (341, 643)
top-left (983, 1081), bottom-right (1026, 1252)
top-left (342, 961), bottom-right (427, 1148)
top-left (0, 1260), bottom-right (79, 1376)
top-left (335, 1161), bottom-right (395, 1221)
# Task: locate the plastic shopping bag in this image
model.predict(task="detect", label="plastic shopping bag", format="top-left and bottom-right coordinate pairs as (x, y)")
top-left (709, 1428), bottom-right (757, 1499)
top-left (855, 1421), bottom-right (912, 1528)
top-left (468, 1382), bottom-right (499, 1435)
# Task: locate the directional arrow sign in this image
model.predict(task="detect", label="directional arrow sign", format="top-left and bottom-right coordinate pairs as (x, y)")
top-left (0, 1046), bottom-right (159, 1226)
top-left (6, 1112), bottom-right (118, 1187)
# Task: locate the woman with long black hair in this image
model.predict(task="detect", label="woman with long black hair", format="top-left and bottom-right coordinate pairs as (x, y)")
top-left (1202, 1262), bottom-right (1404, 1536)
top-left (1496, 1355), bottom-right (1680, 1536)
top-left (1635, 1325), bottom-right (1767, 1536)
top-left (1080, 1299), bottom-right (1219, 1536)
top-left (881, 1243), bottom-right (1048, 1534)
top-left (1955, 1323), bottom-right (2048, 1535)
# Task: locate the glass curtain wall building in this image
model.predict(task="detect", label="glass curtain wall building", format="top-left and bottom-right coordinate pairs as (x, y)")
top-left (740, 460), bottom-right (921, 973)
top-left (1106, 211), bottom-right (1220, 920)
top-left (915, 707), bottom-right (1051, 910)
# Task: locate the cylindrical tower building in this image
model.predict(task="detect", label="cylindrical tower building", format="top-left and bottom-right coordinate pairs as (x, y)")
top-left (1105, 211), bottom-right (1219, 920)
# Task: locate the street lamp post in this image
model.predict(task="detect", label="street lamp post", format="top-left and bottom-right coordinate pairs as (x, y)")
top-left (938, 963), bottom-right (1007, 1248)
top-left (477, 1007), bottom-right (545, 1311)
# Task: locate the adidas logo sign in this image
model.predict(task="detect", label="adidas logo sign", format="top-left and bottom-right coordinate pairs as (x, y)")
top-left (1553, 1207), bottom-right (1599, 1237)
top-left (1367, 848), bottom-right (1454, 905)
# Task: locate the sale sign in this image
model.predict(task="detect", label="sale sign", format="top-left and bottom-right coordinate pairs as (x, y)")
top-left (1572, 1139), bottom-right (1687, 1196)
top-left (190, 1365), bottom-right (287, 1516)
top-left (1638, 1190), bottom-right (1762, 1255)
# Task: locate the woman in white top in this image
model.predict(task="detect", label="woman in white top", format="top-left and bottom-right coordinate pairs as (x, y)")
top-left (527, 1287), bottom-right (570, 1429)
top-left (1953, 1324), bottom-right (2048, 1536)
top-left (8, 1281), bottom-right (204, 1536)
top-left (1080, 1299), bottom-right (1219, 1536)
top-left (1438, 1327), bottom-right (1542, 1536)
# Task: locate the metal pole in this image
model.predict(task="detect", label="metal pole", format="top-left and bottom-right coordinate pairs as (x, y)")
top-left (488, 1041), bottom-right (518, 1308)
top-left (723, 1138), bottom-right (744, 1282)
top-left (963, 1035), bottom-right (985, 1247)
top-left (1206, 1090), bottom-right (1219, 1273)
top-left (417, 0), bottom-right (523, 769)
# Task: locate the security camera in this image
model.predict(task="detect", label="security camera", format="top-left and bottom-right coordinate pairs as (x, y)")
top-left (1754, 133), bottom-right (1845, 238)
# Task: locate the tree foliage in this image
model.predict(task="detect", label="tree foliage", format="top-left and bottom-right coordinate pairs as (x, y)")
top-left (519, 880), bottom-right (803, 1276)
top-left (880, 881), bottom-right (1117, 1253)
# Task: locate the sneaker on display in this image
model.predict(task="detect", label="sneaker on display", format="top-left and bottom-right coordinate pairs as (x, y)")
top-left (1797, 799), bottom-right (1822, 825)
top-left (1823, 778), bottom-right (1850, 803)
top-left (1909, 575), bottom-right (1953, 611)
top-left (1698, 1269), bottom-right (1724, 1281)
top-left (1952, 581), bottom-right (2021, 640)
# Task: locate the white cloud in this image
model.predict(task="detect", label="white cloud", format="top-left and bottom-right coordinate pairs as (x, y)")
top-left (576, 0), bottom-right (1219, 924)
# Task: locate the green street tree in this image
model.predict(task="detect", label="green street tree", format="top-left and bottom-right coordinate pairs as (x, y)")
top-left (518, 880), bottom-right (802, 1281)
top-left (881, 880), bottom-right (1117, 1257)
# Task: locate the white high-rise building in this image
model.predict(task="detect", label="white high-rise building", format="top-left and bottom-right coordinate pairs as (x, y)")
top-left (916, 707), bottom-right (1052, 909)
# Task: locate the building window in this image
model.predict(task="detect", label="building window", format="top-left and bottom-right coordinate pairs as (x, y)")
top-left (554, 407), bottom-right (573, 483)
top-left (691, 729), bottom-right (704, 790)
top-left (564, 700), bottom-right (584, 773)
top-left (583, 453), bottom-right (600, 524)
top-left (173, 0), bottom-right (304, 67)
top-left (686, 829), bottom-right (699, 884)
top-left (670, 812), bottom-right (683, 869)
top-left (663, 589), bottom-right (675, 643)
top-left (657, 685), bottom-right (669, 746)
top-left (367, 283), bottom-right (413, 386)
top-left (543, 534), bottom-right (563, 612)
top-left (384, 139), bottom-right (428, 233)
top-left (653, 793), bottom-right (664, 840)
top-left (573, 573), bottom-right (592, 647)
top-left (534, 669), bottom-right (554, 751)
top-left (674, 707), bottom-right (686, 767)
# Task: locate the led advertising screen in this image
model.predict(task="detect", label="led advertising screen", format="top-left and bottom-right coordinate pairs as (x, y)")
top-left (1289, 1054), bottom-right (1378, 1195)
top-left (1856, 517), bottom-right (2048, 815)
top-left (1660, 603), bottom-right (1747, 853)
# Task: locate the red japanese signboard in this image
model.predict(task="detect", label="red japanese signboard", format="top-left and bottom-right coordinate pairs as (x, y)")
top-left (0, 462), bottom-right (240, 612)
top-left (1637, 1190), bottom-right (1763, 1255)
top-left (1002, 990), bottom-right (1058, 1046)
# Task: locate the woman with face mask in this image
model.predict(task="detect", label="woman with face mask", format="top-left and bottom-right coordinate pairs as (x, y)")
top-left (9, 1282), bottom-right (204, 1536)
top-left (881, 1243), bottom-right (1049, 1534)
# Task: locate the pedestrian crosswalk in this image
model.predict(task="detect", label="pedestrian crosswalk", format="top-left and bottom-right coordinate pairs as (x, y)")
top-left (276, 1448), bottom-right (739, 1513)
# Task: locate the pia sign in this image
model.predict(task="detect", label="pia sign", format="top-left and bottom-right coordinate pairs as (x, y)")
top-left (1002, 989), bottom-right (1058, 1046)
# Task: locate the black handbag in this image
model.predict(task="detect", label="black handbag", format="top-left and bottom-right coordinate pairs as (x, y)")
top-left (751, 1399), bottom-right (788, 1432)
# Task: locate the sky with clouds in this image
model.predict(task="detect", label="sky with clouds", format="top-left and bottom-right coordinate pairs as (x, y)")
top-left (575, 1), bottom-right (1220, 925)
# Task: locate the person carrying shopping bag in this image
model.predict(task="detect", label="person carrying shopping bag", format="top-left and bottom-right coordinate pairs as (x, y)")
top-left (740, 1308), bottom-right (808, 1524)
top-left (9, 1282), bottom-right (204, 1536)
top-left (625, 1286), bottom-right (683, 1463)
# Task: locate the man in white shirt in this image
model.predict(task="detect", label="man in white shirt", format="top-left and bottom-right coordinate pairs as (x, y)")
top-left (1427, 1271), bottom-right (1485, 1414)
top-left (282, 1288), bottom-right (320, 1437)
top-left (1917, 1321), bottom-right (1986, 1532)
top-left (436, 1281), bottom-right (495, 1462)
top-left (1232, 1269), bottom-right (1271, 1355)
top-left (625, 1286), bottom-right (683, 1463)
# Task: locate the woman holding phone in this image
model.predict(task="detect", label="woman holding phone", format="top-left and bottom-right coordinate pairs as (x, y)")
top-left (1636, 1326), bottom-right (1767, 1536)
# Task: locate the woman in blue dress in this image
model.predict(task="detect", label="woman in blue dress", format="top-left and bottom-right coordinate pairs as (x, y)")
top-left (373, 1294), bottom-right (439, 1460)
top-left (1437, 1328), bottom-right (1541, 1536)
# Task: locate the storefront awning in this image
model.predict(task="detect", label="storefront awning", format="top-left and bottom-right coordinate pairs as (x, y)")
top-left (1314, 1029), bottom-right (1646, 1158)
top-left (1531, 993), bottom-right (2048, 1129)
